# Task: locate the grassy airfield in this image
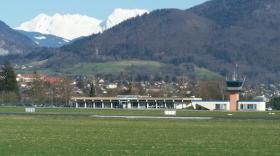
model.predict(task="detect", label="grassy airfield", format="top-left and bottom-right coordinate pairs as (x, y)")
top-left (0, 107), bottom-right (279, 156)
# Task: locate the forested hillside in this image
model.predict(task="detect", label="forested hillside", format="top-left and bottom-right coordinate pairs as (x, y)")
top-left (3, 0), bottom-right (280, 83)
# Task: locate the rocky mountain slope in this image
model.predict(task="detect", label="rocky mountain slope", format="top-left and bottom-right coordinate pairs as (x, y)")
top-left (0, 20), bottom-right (36, 56)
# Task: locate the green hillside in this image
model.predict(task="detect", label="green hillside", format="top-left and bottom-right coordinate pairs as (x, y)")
top-left (16, 60), bottom-right (221, 80)
top-left (67, 60), bottom-right (164, 75)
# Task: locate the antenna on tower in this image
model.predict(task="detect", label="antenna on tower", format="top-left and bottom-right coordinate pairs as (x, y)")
top-left (233, 64), bottom-right (238, 81)
top-left (241, 76), bottom-right (246, 88)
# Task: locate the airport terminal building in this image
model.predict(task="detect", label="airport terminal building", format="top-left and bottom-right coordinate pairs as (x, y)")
top-left (71, 71), bottom-right (267, 111)
top-left (71, 95), bottom-right (266, 111)
top-left (71, 96), bottom-right (202, 110)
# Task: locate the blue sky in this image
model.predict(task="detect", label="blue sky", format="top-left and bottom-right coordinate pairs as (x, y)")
top-left (0, 0), bottom-right (209, 27)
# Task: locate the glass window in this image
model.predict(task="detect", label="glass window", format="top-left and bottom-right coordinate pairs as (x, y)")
top-left (215, 104), bottom-right (226, 110)
top-left (215, 104), bottom-right (221, 110)
top-left (247, 104), bottom-right (256, 110)
top-left (222, 104), bottom-right (226, 110)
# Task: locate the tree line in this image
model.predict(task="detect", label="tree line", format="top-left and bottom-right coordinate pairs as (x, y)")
top-left (0, 62), bottom-right (73, 106)
top-left (1, 62), bottom-right (280, 109)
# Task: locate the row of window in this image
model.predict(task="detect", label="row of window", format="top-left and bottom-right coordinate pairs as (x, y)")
top-left (240, 104), bottom-right (257, 110)
top-left (215, 104), bottom-right (257, 110)
top-left (215, 104), bottom-right (227, 110)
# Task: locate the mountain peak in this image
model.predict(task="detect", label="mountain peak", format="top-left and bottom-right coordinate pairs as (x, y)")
top-left (103, 8), bottom-right (149, 30)
top-left (16, 8), bottom-right (148, 40)
top-left (16, 13), bottom-right (102, 40)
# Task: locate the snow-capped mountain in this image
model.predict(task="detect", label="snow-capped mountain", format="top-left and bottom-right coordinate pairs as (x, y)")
top-left (16, 8), bottom-right (148, 40)
top-left (18, 30), bottom-right (70, 48)
top-left (17, 13), bottom-right (102, 40)
top-left (102, 8), bottom-right (148, 30)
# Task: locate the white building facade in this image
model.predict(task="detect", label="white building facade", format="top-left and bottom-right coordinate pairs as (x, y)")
top-left (191, 100), bottom-right (266, 111)
top-left (238, 101), bottom-right (266, 111)
top-left (71, 96), bottom-right (266, 111)
top-left (191, 101), bottom-right (230, 111)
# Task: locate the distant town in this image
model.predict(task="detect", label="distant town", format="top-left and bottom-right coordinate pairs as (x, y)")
top-left (14, 70), bottom-right (277, 106)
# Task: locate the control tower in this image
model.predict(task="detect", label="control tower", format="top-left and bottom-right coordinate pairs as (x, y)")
top-left (226, 69), bottom-right (245, 111)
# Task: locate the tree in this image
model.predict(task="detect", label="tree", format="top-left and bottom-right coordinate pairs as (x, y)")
top-left (127, 82), bottom-right (133, 95)
top-left (164, 75), bottom-right (170, 83)
top-left (0, 62), bottom-right (19, 93)
top-left (0, 62), bottom-right (20, 103)
top-left (29, 73), bottom-right (47, 104)
top-left (89, 82), bottom-right (96, 97)
top-left (44, 77), bottom-right (73, 107)
top-left (268, 97), bottom-right (280, 110)
top-left (76, 78), bottom-right (85, 90)
top-left (62, 78), bottom-right (74, 106)
top-left (194, 80), bottom-right (225, 100)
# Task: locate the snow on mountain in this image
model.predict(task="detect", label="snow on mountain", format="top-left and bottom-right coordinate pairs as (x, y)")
top-left (16, 8), bottom-right (148, 40)
top-left (18, 30), bottom-right (71, 48)
top-left (63, 39), bottom-right (70, 43)
top-left (17, 13), bottom-right (102, 40)
top-left (0, 48), bottom-right (9, 56)
top-left (102, 8), bottom-right (149, 30)
top-left (34, 36), bottom-right (46, 40)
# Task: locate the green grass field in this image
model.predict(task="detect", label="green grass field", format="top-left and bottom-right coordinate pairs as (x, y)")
top-left (0, 107), bottom-right (279, 156)
top-left (16, 60), bottom-right (221, 80)
top-left (62, 60), bottom-right (164, 75)
top-left (16, 60), bottom-right (165, 76)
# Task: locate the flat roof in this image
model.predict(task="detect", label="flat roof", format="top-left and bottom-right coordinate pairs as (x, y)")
top-left (72, 97), bottom-right (202, 101)
top-left (238, 100), bottom-right (265, 102)
top-left (192, 100), bottom-right (266, 103)
top-left (192, 100), bottom-right (229, 102)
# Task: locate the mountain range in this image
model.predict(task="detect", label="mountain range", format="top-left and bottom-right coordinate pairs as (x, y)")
top-left (16, 9), bottom-right (148, 40)
top-left (1, 0), bottom-right (280, 83)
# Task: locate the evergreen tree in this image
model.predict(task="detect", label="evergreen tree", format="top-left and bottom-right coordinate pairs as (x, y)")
top-left (269, 97), bottom-right (280, 110)
top-left (0, 62), bottom-right (19, 93)
top-left (89, 82), bottom-right (96, 97)
top-left (0, 62), bottom-right (20, 103)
